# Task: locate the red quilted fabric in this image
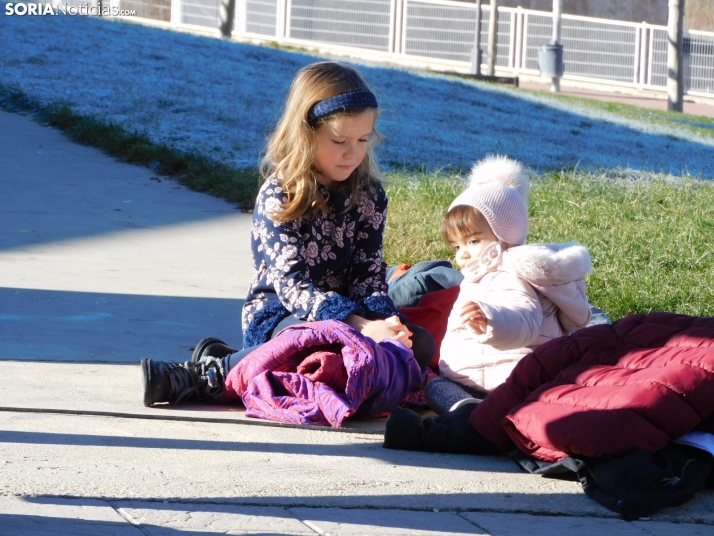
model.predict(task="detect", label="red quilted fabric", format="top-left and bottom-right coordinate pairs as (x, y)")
top-left (297, 350), bottom-right (348, 393)
top-left (470, 312), bottom-right (714, 461)
top-left (398, 285), bottom-right (459, 367)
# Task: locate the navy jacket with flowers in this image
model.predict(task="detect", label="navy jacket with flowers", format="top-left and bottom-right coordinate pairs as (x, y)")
top-left (241, 174), bottom-right (399, 347)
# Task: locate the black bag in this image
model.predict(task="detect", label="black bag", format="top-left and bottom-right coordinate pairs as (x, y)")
top-left (512, 442), bottom-right (714, 520)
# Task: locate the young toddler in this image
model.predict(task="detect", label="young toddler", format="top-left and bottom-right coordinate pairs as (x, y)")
top-left (425, 155), bottom-right (593, 414)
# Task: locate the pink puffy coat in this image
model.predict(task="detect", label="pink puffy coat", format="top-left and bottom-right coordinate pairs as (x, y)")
top-left (440, 242), bottom-right (592, 391)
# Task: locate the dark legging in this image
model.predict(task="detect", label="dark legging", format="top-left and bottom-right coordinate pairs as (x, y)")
top-left (424, 376), bottom-right (488, 415)
top-left (222, 316), bottom-right (435, 373)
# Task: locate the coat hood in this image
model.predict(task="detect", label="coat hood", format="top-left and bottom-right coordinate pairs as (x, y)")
top-left (500, 242), bottom-right (592, 286)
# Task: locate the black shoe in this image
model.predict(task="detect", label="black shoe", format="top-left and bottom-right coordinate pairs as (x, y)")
top-left (383, 405), bottom-right (497, 454)
top-left (141, 358), bottom-right (225, 407)
top-left (383, 407), bottom-right (425, 451)
top-left (190, 337), bottom-right (237, 363)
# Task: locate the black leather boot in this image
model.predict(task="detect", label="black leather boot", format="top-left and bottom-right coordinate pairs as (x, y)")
top-left (191, 337), bottom-right (238, 363)
top-left (142, 358), bottom-right (225, 407)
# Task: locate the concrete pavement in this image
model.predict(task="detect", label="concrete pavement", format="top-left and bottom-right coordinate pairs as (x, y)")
top-left (1, 108), bottom-right (714, 534)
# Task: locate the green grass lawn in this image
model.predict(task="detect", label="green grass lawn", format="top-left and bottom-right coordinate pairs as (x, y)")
top-left (384, 169), bottom-right (714, 321)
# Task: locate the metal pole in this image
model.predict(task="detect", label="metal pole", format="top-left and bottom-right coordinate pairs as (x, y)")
top-left (470, 0), bottom-right (483, 75)
top-left (551, 0), bottom-right (562, 92)
top-left (486, 0), bottom-right (498, 76)
top-left (236, 0), bottom-right (247, 35)
top-left (667, 0), bottom-right (684, 112)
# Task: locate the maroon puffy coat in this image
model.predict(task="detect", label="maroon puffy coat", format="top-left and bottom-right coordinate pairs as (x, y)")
top-left (470, 312), bottom-right (714, 462)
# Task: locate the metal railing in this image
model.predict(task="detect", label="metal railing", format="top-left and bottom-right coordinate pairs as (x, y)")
top-left (118, 0), bottom-right (714, 98)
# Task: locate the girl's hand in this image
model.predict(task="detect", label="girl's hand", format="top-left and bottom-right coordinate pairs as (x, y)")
top-left (460, 301), bottom-right (488, 334)
top-left (382, 315), bottom-right (413, 348)
top-left (345, 314), bottom-right (413, 348)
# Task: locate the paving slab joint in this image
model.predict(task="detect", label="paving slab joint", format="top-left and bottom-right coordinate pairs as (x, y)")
top-left (111, 502), bottom-right (153, 535)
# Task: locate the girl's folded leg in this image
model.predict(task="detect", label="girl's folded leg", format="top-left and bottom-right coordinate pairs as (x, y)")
top-left (221, 346), bottom-right (258, 373)
top-left (383, 405), bottom-right (498, 455)
top-left (424, 376), bottom-right (485, 415)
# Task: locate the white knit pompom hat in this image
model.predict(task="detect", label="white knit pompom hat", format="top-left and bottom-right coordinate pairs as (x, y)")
top-left (448, 155), bottom-right (530, 246)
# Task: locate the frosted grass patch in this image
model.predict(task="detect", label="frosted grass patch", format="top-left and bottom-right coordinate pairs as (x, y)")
top-left (1, 13), bottom-right (712, 178)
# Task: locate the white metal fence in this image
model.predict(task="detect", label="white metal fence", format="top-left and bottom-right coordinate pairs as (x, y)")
top-left (120, 0), bottom-right (714, 98)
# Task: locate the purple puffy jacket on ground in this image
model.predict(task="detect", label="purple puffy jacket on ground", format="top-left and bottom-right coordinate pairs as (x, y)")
top-left (223, 320), bottom-right (424, 427)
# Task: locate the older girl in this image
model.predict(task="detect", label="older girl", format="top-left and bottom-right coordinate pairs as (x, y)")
top-left (241, 61), bottom-right (412, 349)
top-left (143, 62), bottom-right (433, 407)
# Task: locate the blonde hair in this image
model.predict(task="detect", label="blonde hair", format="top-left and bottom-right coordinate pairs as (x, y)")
top-left (261, 62), bottom-right (382, 223)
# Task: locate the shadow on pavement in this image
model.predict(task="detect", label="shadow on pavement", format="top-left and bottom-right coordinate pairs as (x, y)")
top-left (0, 287), bottom-right (244, 363)
top-left (0, 429), bottom-right (516, 473)
top-left (0, 506), bottom-right (294, 536)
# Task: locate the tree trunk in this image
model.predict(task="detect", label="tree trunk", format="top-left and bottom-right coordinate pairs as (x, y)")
top-left (219, 0), bottom-right (236, 38)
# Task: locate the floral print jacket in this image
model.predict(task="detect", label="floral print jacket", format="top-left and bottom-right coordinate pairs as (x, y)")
top-left (241, 174), bottom-right (399, 347)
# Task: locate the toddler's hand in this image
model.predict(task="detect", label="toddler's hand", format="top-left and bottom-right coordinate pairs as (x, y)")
top-left (460, 301), bottom-right (488, 334)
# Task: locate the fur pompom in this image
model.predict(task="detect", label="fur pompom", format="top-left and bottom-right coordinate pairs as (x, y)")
top-left (469, 155), bottom-right (530, 203)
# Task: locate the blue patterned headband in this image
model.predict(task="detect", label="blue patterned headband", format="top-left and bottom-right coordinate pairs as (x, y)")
top-left (308, 91), bottom-right (378, 124)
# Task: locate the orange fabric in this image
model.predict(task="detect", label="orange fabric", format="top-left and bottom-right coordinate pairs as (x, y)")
top-left (386, 263), bottom-right (412, 284)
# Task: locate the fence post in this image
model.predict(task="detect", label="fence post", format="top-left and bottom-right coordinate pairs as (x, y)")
top-left (667, 0), bottom-right (684, 112)
top-left (633, 23), bottom-right (641, 85)
top-left (520, 11), bottom-right (529, 72)
top-left (550, 0), bottom-right (562, 92)
top-left (399, 0), bottom-right (406, 56)
top-left (235, 0), bottom-right (246, 35)
top-left (106, 0), bottom-right (119, 17)
top-left (276, 0), bottom-right (288, 41)
top-left (486, 0), bottom-right (498, 75)
top-left (508, 8), bottom-right (516, 69)
top-left (513, 7), bottom-right (522, 71)
top-left (647, 25), bottom-right (655, 86)
top-left (391, 0), bottom-right (404, 55)
top-left (470, 0), bottom-right (482, 75)
top-left (170, 0), bottom-right (181, 25)
top-left (389, 0), bottom-right (397, 54)
top-left (638, 23), bottom-right (648, 87)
